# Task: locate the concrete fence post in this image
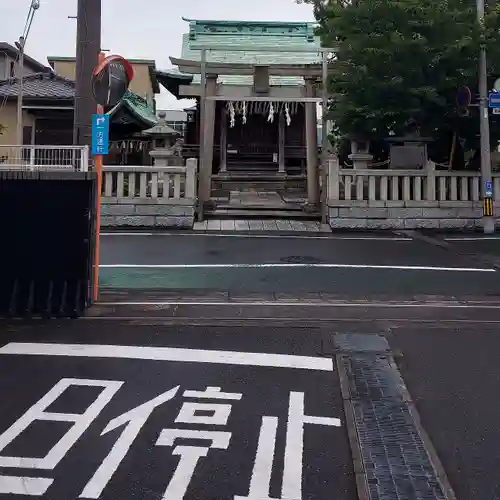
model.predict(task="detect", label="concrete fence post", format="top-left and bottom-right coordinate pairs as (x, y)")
top-left (425, 159), bottom-right (436, 201)
top-left (185, 158), bottom-right (198, 200)
top-left (327, 155), bottom-right (340, 201)
top-left (81, 145), bottom-right (90, 172)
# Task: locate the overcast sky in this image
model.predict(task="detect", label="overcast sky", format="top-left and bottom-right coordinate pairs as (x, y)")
top-left (0, 0), bottom-right (315, 110)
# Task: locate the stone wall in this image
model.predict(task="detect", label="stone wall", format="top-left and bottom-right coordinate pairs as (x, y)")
top-left (101, 200), bottom-right (195, 228)
top-left (328, 200), bottom-right (486, 229)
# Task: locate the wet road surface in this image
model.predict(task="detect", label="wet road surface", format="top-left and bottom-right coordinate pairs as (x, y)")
top-left (99, 232), bottom-right (500, 297)
top-left (2, 229), bottom-right (500, 499)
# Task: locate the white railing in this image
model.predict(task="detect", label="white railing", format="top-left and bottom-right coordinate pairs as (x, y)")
top-left (102, 159), bottom-right (198, 202)
top-left (0, 145), bottom-right (89, 172)
top-left (326, 156), bottom-right (499, 203)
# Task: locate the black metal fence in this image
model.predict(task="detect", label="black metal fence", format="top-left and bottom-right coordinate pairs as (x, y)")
top-left (0, 172), bottom-right (97, 318)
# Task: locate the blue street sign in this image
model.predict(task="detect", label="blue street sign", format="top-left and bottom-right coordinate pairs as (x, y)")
top-left (485, 180), bottom-right (493, 198)
top-left (488, 93), bottom-right (500, 108)
top-left (91, 114), bottom-right (110, 155)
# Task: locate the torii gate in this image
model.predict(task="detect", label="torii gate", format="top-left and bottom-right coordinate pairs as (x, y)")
top-left (170, 44), bottom-right (335, 223)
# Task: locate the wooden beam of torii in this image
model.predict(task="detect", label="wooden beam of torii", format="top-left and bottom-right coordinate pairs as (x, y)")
top-left (169, 57), bottom-right (324, 77)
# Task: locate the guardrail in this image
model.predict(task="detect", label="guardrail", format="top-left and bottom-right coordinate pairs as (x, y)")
top-left (0, 145), bottom-right (89, 172)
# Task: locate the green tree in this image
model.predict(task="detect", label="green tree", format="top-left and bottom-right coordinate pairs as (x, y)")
top-left (320, 0), bottom-right (480, 139)
top-left (299, 1), bottom-right (491, 145)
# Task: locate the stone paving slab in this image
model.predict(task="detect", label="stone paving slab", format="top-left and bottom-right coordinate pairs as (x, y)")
top-left (193, 219), bottom-right (330, 232)
top-left (334, 333), bottom-right (455, 500)
top-left (229, 190), bottom-right (285, 206)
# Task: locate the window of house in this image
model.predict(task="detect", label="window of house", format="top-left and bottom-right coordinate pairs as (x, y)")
top-left (10, 61), bottom-right (15, 78)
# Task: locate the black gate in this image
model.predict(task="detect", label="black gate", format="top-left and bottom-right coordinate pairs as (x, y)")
top-left (0, 171), bottom-right (97, 318)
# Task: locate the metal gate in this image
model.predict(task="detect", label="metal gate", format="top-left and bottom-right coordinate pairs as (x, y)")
top-left (0, 146), bottom-right (96, 318)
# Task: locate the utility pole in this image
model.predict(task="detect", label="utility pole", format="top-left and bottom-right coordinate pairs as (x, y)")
top-left (15, 0), bottom-right (40, 146)
top-left (15, 36), bottom-right (25, 146)
top-left (73, 0), bottom-right (101, 147)
top-left (477, 0), bottom-right (495, 233)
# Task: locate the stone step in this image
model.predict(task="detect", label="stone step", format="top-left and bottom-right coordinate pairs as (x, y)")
top-left (224, 164), bottom-right (304, 175)
top-left (205, 209), bottom-right (320, 220)
top-left (212, 176), bottom-right (307, 193)
top-left (215, 203), bottom-right (304, 211)
top-left (215, 172), bottom-right (305, 180)
top-left (194, 219), bottom-right (326, 232)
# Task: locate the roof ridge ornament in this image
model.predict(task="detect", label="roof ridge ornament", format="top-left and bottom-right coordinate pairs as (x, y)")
top-left (187, 19), bottom-right (313, 37)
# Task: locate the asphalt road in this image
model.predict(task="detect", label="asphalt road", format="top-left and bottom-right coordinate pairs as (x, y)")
top-left (392, 323), bottom-right (500, 500)
top-left (441, 234), bottom-right (500, 259)
top-left (0, 322), bottom-right (355, 500)
top-left (2, 307), bottom-right (500, 500)
top-left (2, 230), bottom-right (500, 500)
top-left (99, 233), bottom-right (500, 298)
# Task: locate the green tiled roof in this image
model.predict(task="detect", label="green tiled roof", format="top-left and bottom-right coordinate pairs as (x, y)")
top-left (110, 91), bottom-right (158, 127)
top-left (155, 69), bottom-right (193, 98)
top-left (180, 19), bottom-right (322, 87)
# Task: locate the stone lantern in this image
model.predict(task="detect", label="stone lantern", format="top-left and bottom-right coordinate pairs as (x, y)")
top-left (348, 135), bottom-right (373, 170)
top-left (142, 111), bottom-right (183, 166)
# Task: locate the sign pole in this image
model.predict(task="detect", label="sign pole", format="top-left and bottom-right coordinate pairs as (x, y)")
top-left (477, 0), bottom-right (494, 233)
top-left (93, 52), bottom-right (105, 302)
top-left (89, 52), bottom-right (133, 303)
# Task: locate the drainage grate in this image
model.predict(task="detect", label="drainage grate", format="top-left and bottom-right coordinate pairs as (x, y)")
top-left (354, 400), bottom-right (446, 500)
top-left (342, 355), bottom-right (405, 401)
top-left (336, 334), bottom-right (450, 500)
top-left (335, 333), bottom-right (391, 353)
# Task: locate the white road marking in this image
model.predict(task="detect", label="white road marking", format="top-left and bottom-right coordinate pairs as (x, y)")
top-left (101, 232), bottom-right (411, 241)
top-left (99, 263), bottom-right (494, 272)
top-left (234, 416), bottom-right (278, 500)
top-left (0, 378), bottom-right (122, 469)
top-left (161, 446), bottom-right (208, 500)
top-left (101, 386), bottom-right (180, 435)
top-left (281, 392), bottom-right (341, 499)
top-left (444, 236), bottom-right (500, 241)
top-left (175, 402), bottom-right (232, 425)
top-left (80, 386), bottom-right (180, 499)
top-left (183, 387), bottom-right (242, 400)
top-left (0, 476), bottom-right (53, 496)
top-left (0, 343), bottom-right (334, 372)
top-left (81, 419), bottom-right (144, 499)
top-left (157, 429), bottom-right (231, 449)
top-left (156, 429), bottom-right (232, 500)
top-left (96, 300), bottom-right (500, 309)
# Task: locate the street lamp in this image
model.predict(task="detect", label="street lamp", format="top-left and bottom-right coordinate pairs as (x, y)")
top-left (15, 0), bottom-right (41, 146)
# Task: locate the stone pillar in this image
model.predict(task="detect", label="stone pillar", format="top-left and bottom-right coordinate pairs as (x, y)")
top-left (200, 75), bottom-right (217, 206)
top-left (305, 79), bottom-right (319, 207)
top-left (278, 111), bottom-right (285, 174)
top-left (219, 105), bottom-right (228, 174)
